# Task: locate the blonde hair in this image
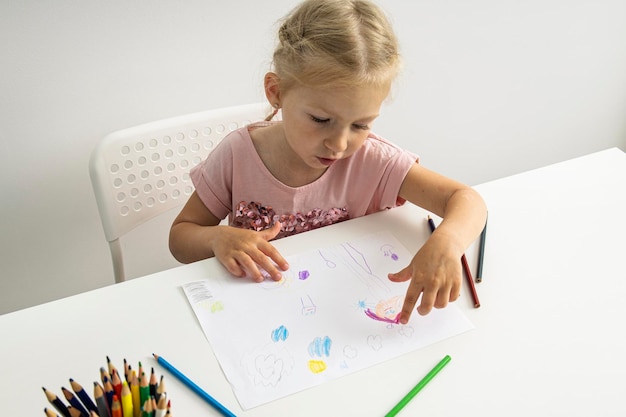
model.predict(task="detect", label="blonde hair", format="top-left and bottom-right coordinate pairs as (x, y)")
top-left (272, 0), bottom-right (401, 92)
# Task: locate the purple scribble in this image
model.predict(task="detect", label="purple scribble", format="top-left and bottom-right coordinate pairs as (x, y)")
top-left (381, 244), bottom-right (399, 261)
top-left (364, 309), bottom-right (400, 324)
top-left (298, 270), bottom-right (310, 280)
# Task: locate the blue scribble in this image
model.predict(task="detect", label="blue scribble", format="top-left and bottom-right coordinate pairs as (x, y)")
top-left (298, 270), bottom-right (310, 280)
top-left (271, 325), bottom-right (289, 342)
top-left (308, 336), bottom-right (332, 357)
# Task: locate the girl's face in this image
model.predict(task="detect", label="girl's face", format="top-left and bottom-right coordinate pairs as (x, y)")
top-left (278, 83), bottom-right (388, 172)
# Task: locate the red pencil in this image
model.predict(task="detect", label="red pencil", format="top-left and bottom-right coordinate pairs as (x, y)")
top-left (427, 216), bottom-right (480, 308)
top-left (461, 252), bottom-right (481, 307)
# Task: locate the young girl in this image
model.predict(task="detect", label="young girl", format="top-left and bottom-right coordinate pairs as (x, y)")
top-left (169, 0), bottom-right (487, 324)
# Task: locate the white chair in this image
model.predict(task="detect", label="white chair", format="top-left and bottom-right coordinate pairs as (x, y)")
top-left (89, 102), bottom-right (270, 283)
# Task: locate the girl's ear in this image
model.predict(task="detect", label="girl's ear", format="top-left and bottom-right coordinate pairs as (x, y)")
top-left (264, 72), bottom-right (282, 107)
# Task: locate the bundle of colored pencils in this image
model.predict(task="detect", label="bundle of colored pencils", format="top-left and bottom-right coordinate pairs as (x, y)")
top-left (42, 356), bottom-right (172, 417)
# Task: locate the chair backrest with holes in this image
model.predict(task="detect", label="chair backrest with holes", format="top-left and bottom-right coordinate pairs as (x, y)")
top-left (89, 102), bottom-right (269, 283)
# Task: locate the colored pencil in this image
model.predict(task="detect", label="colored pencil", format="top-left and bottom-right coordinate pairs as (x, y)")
top-left (149, 367), bottom-right (158, 398)
top-left (130, 370), bottom-right (141, 417)
top-left (123, 358), bottom-right (131, 383)
top-left (111, 394), bottom-right (123, 417)
top-left (67, 405), bottom-right (83, 417)
top-left (103, 376), bottom-right (115, 408)
top-left (155, 394), bottom-right (167, 417)
top-left (121, 380), bottom-right (134, 417)
top-left (43, 387), bottom-right (72, 417)
top-left (94, 382), bottom-right (112, 417)
top-left (476, 214), bottom-right (488, 283)
top-left (139, 372), bottom-right (150, 408)
top-left (100, 367), bottom-right (111, 386)
top-left (141, 396), bottom-right (153, 417)
top-left (155, 375), bottom-right (166, 403)
top-left (384, 355), bottom-right (452, 417)
top-left (427, 216), bottom-right (480, 308)
top-left (45, 407), bottom-right (60, 417)
top-left (61, 386), bottom-right (90, 417)
top-left (111, 369), bottom-right (123, 400)
top-left (69, 379), bottom-right (98, 414)
top-left (152, 354), bottom-right (236, 417)
top-left (107, 356), bottom-right (118, 377)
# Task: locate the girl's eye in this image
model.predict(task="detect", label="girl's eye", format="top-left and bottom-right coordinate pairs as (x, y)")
top-left (310, 115), bottom-right (330, 124)
top-left (353, 123), bottom-right (370, 131)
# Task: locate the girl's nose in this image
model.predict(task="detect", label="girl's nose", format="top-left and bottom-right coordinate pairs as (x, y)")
top-left (324, 127), bottom-right (349, 154)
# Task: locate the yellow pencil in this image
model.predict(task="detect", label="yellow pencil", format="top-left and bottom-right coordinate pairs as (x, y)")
top-left (121, 380), bottom-right (133, 417)
top-left (130, 370), bottom-right (141, 417)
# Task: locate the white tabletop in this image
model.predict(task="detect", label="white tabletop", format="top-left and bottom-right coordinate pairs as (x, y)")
top-left (1, 147), bottom-right (625, 416)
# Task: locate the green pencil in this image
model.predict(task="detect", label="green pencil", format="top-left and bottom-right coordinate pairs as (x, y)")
top-left (385, 355), bottom-right (452, 417)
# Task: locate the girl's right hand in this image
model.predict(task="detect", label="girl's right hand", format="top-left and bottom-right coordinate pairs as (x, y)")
top-left (212, 221), bottom-right (290, 282)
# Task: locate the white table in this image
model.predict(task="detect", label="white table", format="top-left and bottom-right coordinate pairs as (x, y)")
top-left (2, 148), bottom-right (624, 416)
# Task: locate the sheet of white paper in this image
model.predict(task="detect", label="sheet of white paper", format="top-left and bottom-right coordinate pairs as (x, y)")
top-left (183, 231), bottom-right (474, 409)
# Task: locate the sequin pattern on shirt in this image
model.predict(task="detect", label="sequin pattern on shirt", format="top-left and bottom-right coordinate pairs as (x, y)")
top-left (233, 201), bottom-right (349, 239)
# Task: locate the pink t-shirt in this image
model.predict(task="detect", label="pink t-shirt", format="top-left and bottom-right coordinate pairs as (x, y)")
top-left (190, 122), bottom-right (418, 239)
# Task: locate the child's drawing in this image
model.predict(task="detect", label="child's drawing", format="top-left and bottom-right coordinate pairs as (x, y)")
top-left (183, 231), bottom-right (474, 410)
top-left (364, 295), bottom-right (403, 325)
top-left (318, 249), bottom-right (337, 268)
top-left (308, 336), bottom-right (332, 358)
top-left (307, 360), bottom-right (327, 374)
top-left (342, 345), bottom-right (358, 359)
top-left (300, 294), bottom-right (317, 316)
top-left (271, 325), bottom-right (289, 342)
top-left (240, 343), bottom-right (294, 388)
top-left (259, 270), bottom-right (292, 290)
top-left (340, 242), bottom-right (389, 298)
top-left (366, 334), bottom-right (383, 351)
top-left (380, 244), bottom-right (399, 261)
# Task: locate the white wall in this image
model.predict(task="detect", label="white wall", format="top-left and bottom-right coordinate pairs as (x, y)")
top-left (1, 0), bottom-right (625, 314)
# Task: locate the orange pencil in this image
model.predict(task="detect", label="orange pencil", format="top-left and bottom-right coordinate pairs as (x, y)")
top-left (111, 395), bottom-right (123, 417)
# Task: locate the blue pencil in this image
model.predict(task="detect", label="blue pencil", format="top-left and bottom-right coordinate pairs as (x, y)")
top-left (152, 353), bottom-right (237, 417)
